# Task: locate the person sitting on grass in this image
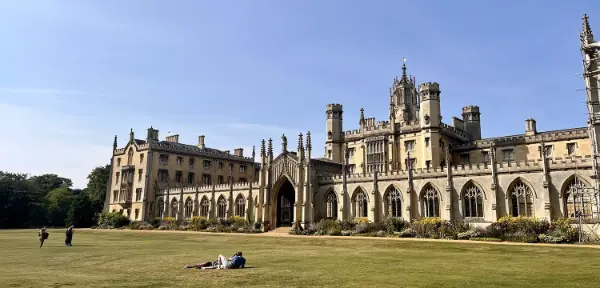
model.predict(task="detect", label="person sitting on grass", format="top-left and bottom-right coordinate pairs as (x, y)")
top-left (184, 252), bottom-right (246, 269)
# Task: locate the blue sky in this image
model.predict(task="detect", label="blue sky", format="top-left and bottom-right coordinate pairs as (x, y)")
top-left (0, 1), bottom-right (598, 188)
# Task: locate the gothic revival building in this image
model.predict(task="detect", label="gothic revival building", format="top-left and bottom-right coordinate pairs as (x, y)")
top-left (105, 15), bottom-right (600, 230)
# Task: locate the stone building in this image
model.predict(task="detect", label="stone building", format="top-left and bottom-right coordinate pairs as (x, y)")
top-left (106, 14), bottom-right (600, 229)
top-left (103, 127), bottom-right (260, 221)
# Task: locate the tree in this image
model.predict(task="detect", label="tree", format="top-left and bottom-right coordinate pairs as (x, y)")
top-left (29, 174), bottom-right (73, 197)
top-left (66, 194), bottom-right (94, 228)
top-left (85, 165), bottom-right (110, 212)
top-left (0, 171), bottom-right (45, 228)
top-left (46, 187), bottom-right (73, 227)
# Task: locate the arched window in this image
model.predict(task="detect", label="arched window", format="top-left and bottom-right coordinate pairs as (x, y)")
top-left (564, 176), bottom-right (600, 219)
top-left (127, 148), bottom-right (134, 165)
top-left (326, 191), bottom-right (338, 219)
top-left (353, 188), bottom-right (368, 218)
top-left (422, 184), bottom-right (440, 218)
top-left (200, 197), bottom-right (210, 217)
top-left (236, 194), bottom-right (246, 217)
top-left (463, 182), bottom-right (484, 218)
top-left (217, 196), bottom-right (227, 219)
top-left (510, 179), bottom-right (534, 217)
top-left (184, 197), bottom-right (193, 219)
top-left (157, 198), bottom-right (164, 217)
top-left (385, 186), bottom-right (402, 218)
top-left (170, 198), bottom-right (178, 218)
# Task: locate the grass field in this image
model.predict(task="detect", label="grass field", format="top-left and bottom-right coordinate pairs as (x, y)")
top-left (0, 230), bottom-right (599, 288)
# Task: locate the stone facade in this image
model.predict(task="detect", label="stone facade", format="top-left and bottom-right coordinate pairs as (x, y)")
top-left (106, 14), bottom-right (600, 228)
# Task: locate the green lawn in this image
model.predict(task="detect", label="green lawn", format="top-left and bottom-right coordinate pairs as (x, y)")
top-left (0, 229), bottom-right (599, 288)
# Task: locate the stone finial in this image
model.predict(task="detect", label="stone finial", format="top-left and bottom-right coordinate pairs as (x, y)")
top-left (113, 135), bottom-right (118, 150)
top-left (281, 134), bottom-right (288, 152)
top-left (261, 139), bottom-right (266, 157)
top-left (582, 13), bottom-right (595, 46)
top-left (359, 108), bottom-right (365, 125)
top-left (298, 133), bottom-right (304, 159)
top-left (400, 57), bottom-right (408, 84)
top-left (252, 145), bottom-right (256, 160)
top-left (306, 131), bottom-right (312, 151)
top-left (129, 128), bottom-right (134, 144)
top-left (268, 138), bottom-right (273, 156)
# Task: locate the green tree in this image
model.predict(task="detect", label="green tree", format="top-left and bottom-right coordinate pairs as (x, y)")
top-left (66, 194), bottom-right (94, 227)
top-left (46, 187), bottom-right (73, 227)
top-left (0, 171), bottom-right (45, 228)
top-left (85, 164), bottom-right (110, 212)
top-left (29, 174), bottom-right (73, 197)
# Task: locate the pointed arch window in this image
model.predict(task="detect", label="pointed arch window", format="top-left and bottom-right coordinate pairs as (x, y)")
top-left (217, 197), bottom-right (227, 219)
top-left (564, 176), bottom-right (600, 219)
top-left (385, 187), bottom-right (402, 218)
top-left (422, 185), bottom-right (440, 218)
top-left (157, 198), bottom-right (164, 217)
top-left (200, 197), bottom-right (210, 218)
top-left (326, 191), bottom-right (338, 219)
top-left (184, 197), bottom-right (193, 219)
top-left (170, 198), bottom-right (178, 218)
top-left (353, 189), bottom-right (368, 218)
top-left (510, 180), bottom-right (534, 217)
top-left (236, 195), bottom-right (246, 217)
top-left (463, 183), bottom-right (484, 218)
top-left (127, 148), bottom-right (134, 166)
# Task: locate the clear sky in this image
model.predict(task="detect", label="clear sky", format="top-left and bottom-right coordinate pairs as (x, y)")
top-left (0, 1), bottom-right (598, 188)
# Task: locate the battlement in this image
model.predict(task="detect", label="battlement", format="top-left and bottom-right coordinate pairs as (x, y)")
top-left (157, 181), bottom-right (260, 196)
top-left (440, 122), bottom-right (471, 141)
top-left (452, 127), bottom-right (589, 150)
top-left (462, 105), bottom-right (480, 114)
top-left (418, 82), bottom-right (440, 91)
top-left (326, 103), bottom-right (343, 112)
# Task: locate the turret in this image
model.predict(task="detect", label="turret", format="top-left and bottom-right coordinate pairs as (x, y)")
top-left (419, 82), bottom-right (441, 128)
top-left (325, 103), bottom-right (344, 163)
top-left (462, 106), bottom-right (481, 140)
top-left (392, 58), bottom-right (420, 123)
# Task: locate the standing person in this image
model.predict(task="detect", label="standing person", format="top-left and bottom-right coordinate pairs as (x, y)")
top-left (65, 225), bottom-right (74, 247)
top-left (38, 227), bottom-right (49, 248)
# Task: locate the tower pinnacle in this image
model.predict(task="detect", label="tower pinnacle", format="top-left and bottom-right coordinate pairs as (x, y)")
top-left (582, 13), bottom-right (595, 47)
top-left (359, 108), bottom-right (365, 125)
top-left (400, 57), bottom-right (409, 84)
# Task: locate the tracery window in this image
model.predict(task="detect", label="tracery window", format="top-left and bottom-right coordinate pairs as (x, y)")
top-left (564, 176), bottom-right (600, 220)
top-left (170, 198), bottom-right (178, 218)
top-left (463, 183), bottom-right (483, 218)
top-left (217, 197), bottom-right (227, 219)
top-left (200, 197), bottom-right (210, 217)
top-left (326, 191), bottom-right (338, 219)
top-left (127, 148), bottom-right (134, 165)
top-left (510, 180), bottom-right (534, 217)
top-left (385, 187), bottom-right (402, 218)
top-left (236, 195), bottom-right (246, 217)
top-left (422, 185), bottom-right (440, 217)
top-left (184, 197), bottom-right (193, 219)
top-left (353, 189), bottom-right (368, 218)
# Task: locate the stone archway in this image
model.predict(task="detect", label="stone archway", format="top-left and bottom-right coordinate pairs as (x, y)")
top-left (273, 177), bottom-right (295, 227)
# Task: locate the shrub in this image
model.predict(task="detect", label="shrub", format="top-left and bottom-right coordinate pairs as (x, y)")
top-left (228, 216), bottom-right (249, 229)
top-left (457, 229), bottom-right (480, 240)
top-left (129, 221), bottom-right (142, 230)
top-left (538, 234), bottom-right (568, 244)
top-left (383, 217), bottom-right (409, 233)
top-left (327, 228), bottom-right (342, 236)
top-left (189, 216), bottom-right (208, 230)
top-left (138, 222), bottom-right (154, 230)
top-left (97, 212), bottom-right (130, 228)
top-left (314, 219), bottom-right (341, 234)
top-left (338, 220), bottom-right (356, 231)
top-left (375, 230), bottom-right (387, 237)
top-left (254, 221), bottom-right (263, 230)
top-left (489, 216), bottom-right (550, 242)
top-left (150, 217), bottom-right (162, 228)
top-left (395, 228), bottom-right (416, 238)
top-left (341, 230), bottom-right (352, 236)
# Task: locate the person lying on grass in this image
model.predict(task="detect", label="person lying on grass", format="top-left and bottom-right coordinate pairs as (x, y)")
top-left (184, 252), bottom-right (246, 269)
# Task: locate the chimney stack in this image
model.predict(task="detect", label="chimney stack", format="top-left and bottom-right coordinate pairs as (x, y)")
top-left (234, 148), bottom-right (244, 157)
top-left (525, 119), bottom-right (537, 136)
top-left (198, 135), bottom-right (205, 149)
top-left (165, 134), bottom-right (179, 143)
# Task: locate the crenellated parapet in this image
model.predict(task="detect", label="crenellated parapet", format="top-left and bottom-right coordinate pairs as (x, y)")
top-left (157, 181), bottom-right (259, 197)
top-left (452, 127), bottom-right (589, 151)
top-left (440, 122), bottom-right (471, 141)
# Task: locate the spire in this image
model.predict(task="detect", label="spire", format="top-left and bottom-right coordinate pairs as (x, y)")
top-left (400, 57), bottom-right (409, 85)
top-left (252, 145), bottom-right (256, 162)
top-left (268, 138), bottom-right (273, 156)
top-left (129, 128), bottom-right (134, 144)
top-left (306, 131), bottom-right (312, 151)
top-left (359, 108), bottom-right (365, 125)
top-left (582, 13), bottom-right (595, 46)
top-left (298, 133), bottom-right (304, 159)
top-left (260, 139), bottom-right (266, 157)
top-left (113, 135), bottom-right (118, 150)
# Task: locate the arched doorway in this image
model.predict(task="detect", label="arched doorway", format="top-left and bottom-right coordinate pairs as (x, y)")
top-left (276, 178), bottom-right (295, 227)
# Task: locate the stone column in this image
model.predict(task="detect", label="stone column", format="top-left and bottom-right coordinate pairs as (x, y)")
top-left (303, 132), bottom-right (313, 225)
top-left (405, 152), bottom-right (413, 221)
top-left (489, 144), bottom-right (498, 221)
top-left (540, 141), bottom-right (552, 221)
top-left (444, 147), bottom-right (453, 221)
top-left (341, 142), bottom-right (349, 220)
top-left (369, 170), bottom-right (379, 222)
